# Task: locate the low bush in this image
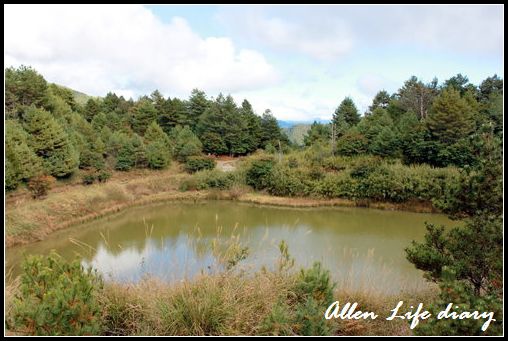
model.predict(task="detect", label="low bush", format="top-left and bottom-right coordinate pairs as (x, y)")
top-left (184, 156), bottom-right (216, 173)
top-left (9, 252), bottom-right (103, 335)
top-left (260, 246), bottom-right (336, 336)
top-left (97, 170), bottom-right (112, 183)
top-left (314, 173), bottom-right (356, 199)
top-left (265, 165), bottom-right (308, 197)
top-left (82, 169), bottom-right (112, 185)
top-left (82, 173), bottom-right (96, 185)
top-left (245, 158), bottom-right (275, 190)
top-left (181, 170), bottom-right (236, 191)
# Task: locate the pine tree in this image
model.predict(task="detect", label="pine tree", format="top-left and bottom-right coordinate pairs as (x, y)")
top-left (397, 76), bottom-right (438, 120)
top-left (171, 126), bottom-right (203, 161)
top-left (144, 121), bottom-right (171, 149)
top-left (23, 107), bottom-right (79, 177)
top-left (129, 98), bottom-right (157, 135)
top-left (144, 121), bottom-right (172, 169)
top-left (5, 120), bottom-right (43, 189)
top-left (303, 122), bottom-right (331, 147)
top-left (102, 92), bottom-right (122, 114)
top-left (260, 109), bottom-right (284, 148)
top-left (196, 94), bottom-right (229, 154)
top-left (48, 83), bottom-right (77, 111)
top-left (150, 90), bottom-right (166, 116)
top-left (427, 88), bottom-right (474, 144)
top-left (131, 134), bottom-right (147, 168)
top-left (367, 90), bottom-right (391, 114)
top-left (106, 131), bottom-right (131, 158)
top-left (5, 65), bottom-right (48, 119)
top-left (332, 97), bottom-right (360, 138)
top-left (187, 89), bottom-right (209, 131)
top-left (83, 98), bottom-right (101, 122)
top-left (240, 99), bottom-right (263, 152)
top-left (146, 141), bottom-right (171, 169)
top-left (157, 98), bottom-right (188, 134)
top-left (371, 126), bottom-right (399, 157)
top-left (91, 112), bottom-right (108, 131)
top-left (115, 140), bottom-right (135, 171)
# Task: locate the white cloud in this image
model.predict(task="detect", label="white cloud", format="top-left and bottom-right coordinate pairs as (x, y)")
top-left (217, 8), bottom-right (353, 61)
top-left (217, 5), bottom-right (502, 60)
top-left (4, 5), bottom-right (279, 98)
top-left (356, 74), bottom-right (399, 98)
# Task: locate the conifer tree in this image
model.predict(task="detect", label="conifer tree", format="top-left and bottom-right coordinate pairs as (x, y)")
top-left (332, 97), bottom-right (360, 138)
top-left (427, 88), bottom-right (474, 144)
top-left (5, 120), bottom-right (43, 189)
top-left (23, 107), bottom-right (78, 177)
top-left (172, 126), bottom-right (203, 161)
top-left (129, 98), bottom-right (157, 135)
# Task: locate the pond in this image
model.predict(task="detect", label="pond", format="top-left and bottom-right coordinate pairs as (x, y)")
top-left (6, 201), bottom-right (458, 294)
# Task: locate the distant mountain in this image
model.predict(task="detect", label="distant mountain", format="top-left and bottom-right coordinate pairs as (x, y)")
top-left (71, 88), bottom-right (95, 105)
top-left (52, 83), bottom-right (97, 105)
top-left (282, 124), bottom-right (311, 146)
top-left (278, 119), bottom-right (330, 129)
top-left (279, 119), bottom-right (330, 146)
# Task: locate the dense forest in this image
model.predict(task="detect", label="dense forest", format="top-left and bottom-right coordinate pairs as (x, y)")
top-left (5, 65), bottom-right (502, 193)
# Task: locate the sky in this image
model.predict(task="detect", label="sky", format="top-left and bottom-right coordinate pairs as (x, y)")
top-left (4, 4), bottom-right (504, 122)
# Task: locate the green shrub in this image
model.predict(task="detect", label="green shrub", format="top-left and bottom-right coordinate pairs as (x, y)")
top-left (82, 173), bottom-right (96, 185)
top-left (349, 156), bottom-right (382, 179)
top-left (259, 300), bottom-right (293, 336)
top-left (314, 173), bottom-right (356, 199)
top-left (82, 169), bottom-right (112, 185)
top-left (10, 252), bottom-right (103, 335)
top-left (184, 156), bottom-right (216, 173)
top-left (146, 141), bottom-right (171, 169)
top-left (245, 158), bottom-right (274, 190)
top-left (97, 170), bottom-right (112, 183)
top-left (293, 262), bottom-right (335, 335)
top-left (266, 165), bottom-right (307, 197)
top-left (181, 170), bottom-right (236, 191)
top-left (261, 256), bottom-right (335, 336)
top-left (294, 262), bottom-right (335, 306)
top-left (157, 281), bottom-right (229, 335)
top-left (179, 176), bottom-right (199, 191)
top-left (303, 143), bottom-right (333, 167)
top-left (414, 272), bottom-right (502, 336)
top-left (335, 130), bottom-right (368, 156)
top-left (287, 157), bottom-right (299, 169)
top-left (321, 156), bottom-right (347, 172)
top-left (79, 149), bottom-right (105, 170)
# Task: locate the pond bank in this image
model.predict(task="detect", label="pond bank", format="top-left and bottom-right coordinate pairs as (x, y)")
top-left (6, 168), bottom-right (439, 248)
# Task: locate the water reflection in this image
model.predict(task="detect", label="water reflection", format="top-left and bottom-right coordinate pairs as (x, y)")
top-left (6, 201), bottom-right (458, 294)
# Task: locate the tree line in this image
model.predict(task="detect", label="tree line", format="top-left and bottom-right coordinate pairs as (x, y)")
top-left (5, 65), bottom-right (288, 190)
top-left (304, 73), bottom-right (502, 168)
top-left (5, 65), bottom-right (502, 192)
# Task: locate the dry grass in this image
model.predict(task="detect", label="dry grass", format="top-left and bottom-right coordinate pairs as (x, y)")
top-left (237, 193), bottom-right (437, 213)
top-left (98, 270), bottom-right (432, 336)
top-left (5, 164), bottom-right (200, 247)
top-left (100, 271), bottom-right (294, 336)
top-left (6, 163), bottom-right (439, 248)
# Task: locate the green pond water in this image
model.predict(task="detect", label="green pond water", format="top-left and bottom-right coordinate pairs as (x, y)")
top-left (6, 201), bottom-right (458, 294)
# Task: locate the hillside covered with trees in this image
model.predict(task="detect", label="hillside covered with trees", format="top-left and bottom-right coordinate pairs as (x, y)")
top-left (6, 65), bottom-right (502, 194)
